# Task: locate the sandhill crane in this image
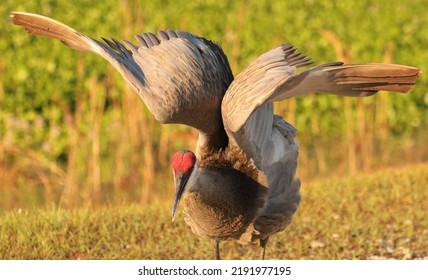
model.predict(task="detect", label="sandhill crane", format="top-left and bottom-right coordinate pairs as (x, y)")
top-left (11, 12), bottom-right (420, 260)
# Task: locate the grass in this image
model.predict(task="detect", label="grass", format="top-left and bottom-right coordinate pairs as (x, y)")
top-left (0, 164), bottom-right (427, 260)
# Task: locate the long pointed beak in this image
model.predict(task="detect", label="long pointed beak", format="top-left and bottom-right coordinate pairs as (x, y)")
top-left (172, 172), bottom-right (190, 222)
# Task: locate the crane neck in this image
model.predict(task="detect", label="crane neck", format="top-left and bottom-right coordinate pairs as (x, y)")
top-left (195, 128), bottom-right (228, 160)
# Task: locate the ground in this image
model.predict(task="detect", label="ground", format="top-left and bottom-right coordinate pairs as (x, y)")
top-left (0, 164), bottom-right (427, 260)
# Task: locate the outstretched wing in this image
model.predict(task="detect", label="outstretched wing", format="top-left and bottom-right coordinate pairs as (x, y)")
top-left (11, 12), bottom-right (234, 144)
top-left (221, 44), bottom-right (420, 238)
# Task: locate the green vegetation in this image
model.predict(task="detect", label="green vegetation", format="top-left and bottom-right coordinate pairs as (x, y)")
top-left (1, 164), bottom-right (426, 259)
top-left (0, 0), bottom-right (427, 209)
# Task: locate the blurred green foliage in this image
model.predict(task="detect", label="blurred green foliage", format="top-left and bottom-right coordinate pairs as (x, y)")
top-left (0, 0), bottom-right (427, 209)
top-left (2, 0), bottom-right (427, 143)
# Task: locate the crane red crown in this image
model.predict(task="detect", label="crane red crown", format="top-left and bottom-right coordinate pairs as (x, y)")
top-left (172, 150), bottom-right (196, 174)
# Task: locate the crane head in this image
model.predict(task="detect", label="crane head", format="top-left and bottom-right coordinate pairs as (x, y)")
top-left (171, 150), bottom-right (197, 222)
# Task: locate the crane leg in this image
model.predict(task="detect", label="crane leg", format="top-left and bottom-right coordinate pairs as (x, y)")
top-left (259, 237), bottom-right (269, 260)
top-left (212, 240), bottom-right (221, 260)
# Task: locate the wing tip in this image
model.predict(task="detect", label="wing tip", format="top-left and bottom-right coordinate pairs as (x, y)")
top-left (10, 11), bottom-right (27, 25)
top-left (10, 11), bottom-right (26, 18)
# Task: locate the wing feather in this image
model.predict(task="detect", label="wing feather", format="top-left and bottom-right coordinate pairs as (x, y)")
top-left (222, 44), bottom-right (420, 239)
top-left (11, 12), bottom-right (234, 145)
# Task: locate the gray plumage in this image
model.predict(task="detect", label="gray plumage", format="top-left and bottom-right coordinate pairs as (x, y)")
top-left (11, 12), bottom-right (421, 260)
